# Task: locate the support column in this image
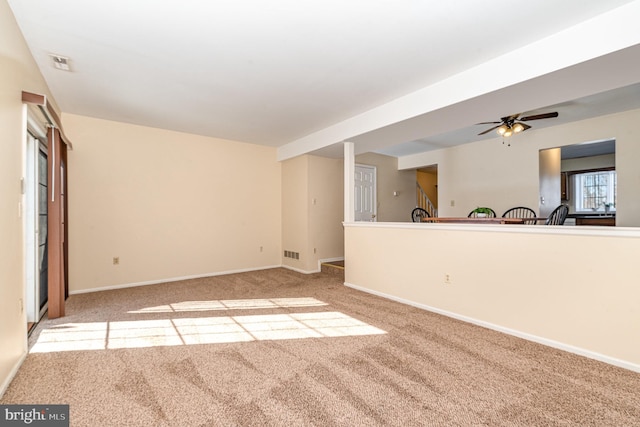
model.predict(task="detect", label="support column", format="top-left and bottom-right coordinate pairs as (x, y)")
top-left (344, 142), bottom-right (355, 223)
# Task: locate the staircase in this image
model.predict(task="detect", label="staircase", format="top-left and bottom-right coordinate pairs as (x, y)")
top-left (320, 260), bottom-right (345, 279)
top-left (417, 182), bottom-right (438, 217)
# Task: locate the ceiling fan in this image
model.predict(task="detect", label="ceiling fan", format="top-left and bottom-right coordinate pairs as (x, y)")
top-left (476, 112), bottom-right (559, 137)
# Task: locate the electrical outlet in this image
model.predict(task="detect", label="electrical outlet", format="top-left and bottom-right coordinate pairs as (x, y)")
top-left (444, 274), bottom-right (451, 284)
top-left (450, 200), bottom-right (455, 207)
top-left (113, 257), bottom-right (120, 265)
top-left (260, 246), bottom-right (263, 252)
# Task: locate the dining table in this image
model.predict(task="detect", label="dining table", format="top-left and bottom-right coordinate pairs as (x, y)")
top-left (421, 217), bottom-right (527, 224)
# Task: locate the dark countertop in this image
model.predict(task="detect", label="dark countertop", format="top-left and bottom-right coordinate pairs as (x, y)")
top-left (568, 213), bottom-right (615, 218)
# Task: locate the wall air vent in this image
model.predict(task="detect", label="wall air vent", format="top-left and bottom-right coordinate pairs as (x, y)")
top-left (49, 54), bottom-right (71, 71)
top-left (284, 250), bottom-right (300, 260)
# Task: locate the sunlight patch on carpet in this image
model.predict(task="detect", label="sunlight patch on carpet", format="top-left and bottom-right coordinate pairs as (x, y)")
top-left (30, 312), bottom-right (386, 353)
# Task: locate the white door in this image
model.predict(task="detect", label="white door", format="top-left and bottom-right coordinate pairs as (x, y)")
top-left (355, 164), bottom-right (377, 221)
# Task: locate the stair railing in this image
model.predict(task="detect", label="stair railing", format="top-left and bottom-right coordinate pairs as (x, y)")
top-left (416, 183), bottom-right (438, 217)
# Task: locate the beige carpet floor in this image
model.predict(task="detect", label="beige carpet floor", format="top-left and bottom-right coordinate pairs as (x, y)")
top-left (2, 268), bottom-right (639, 426)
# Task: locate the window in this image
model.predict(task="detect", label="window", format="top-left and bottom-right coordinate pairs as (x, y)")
top-left (573, 170), bottom-right (616, 212)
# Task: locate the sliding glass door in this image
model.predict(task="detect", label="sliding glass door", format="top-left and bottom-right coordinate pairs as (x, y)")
top-left (37, 145), bottom-right (48, 317)
top-left (25, 132), bottom-right (48, 323)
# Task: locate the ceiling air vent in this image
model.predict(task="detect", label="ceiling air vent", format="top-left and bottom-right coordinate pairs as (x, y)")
top-left (49, 54), bottom-right (71, 71)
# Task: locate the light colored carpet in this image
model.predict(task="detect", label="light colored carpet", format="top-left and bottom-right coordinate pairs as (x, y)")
top-left (2, 268), bottom-right (639, 426)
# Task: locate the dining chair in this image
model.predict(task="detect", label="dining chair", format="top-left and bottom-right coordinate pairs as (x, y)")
top-left (502, 206), bottom-right (537, 225)
top-left (545, 204), bottom-right (569, 225)
top-left (411, 207), bottom-right (430, 222)
top-left (467, 207), bottom-right (496, 218)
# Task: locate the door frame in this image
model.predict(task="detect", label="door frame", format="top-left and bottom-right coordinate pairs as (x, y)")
top-left (22, 92), bottom-right (70, 320)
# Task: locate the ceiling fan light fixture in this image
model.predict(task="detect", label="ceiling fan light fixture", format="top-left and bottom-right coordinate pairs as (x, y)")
top-left (478, 111), bottom-right (557, 138)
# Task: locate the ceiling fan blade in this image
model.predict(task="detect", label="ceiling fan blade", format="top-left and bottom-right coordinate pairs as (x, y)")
top-left (475, 121), bottom-right (501, 125)
top-left (519, 112), bottom-right (558, 121)
top-left (478, 124), bottom-right (502, 136)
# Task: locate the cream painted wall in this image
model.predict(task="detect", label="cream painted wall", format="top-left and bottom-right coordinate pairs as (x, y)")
top-left (0, 0), bottom-right (59, 395)
top-left (345, 223), bottom-right (640, 370)
top-left (399, 109), bottom-right (640, 226)
top-left (282, 155), bottom-right (344, 272)
top-left (281, 155), bottom-right (309, 271)
top-left (355, 152), bottom-right (415, 222)
top-left (538, 147), bottom-right (561, 218)
top-left (64, 114), bottom-right (281, 292)
top-left (308, 155), bottom-right (344, 266)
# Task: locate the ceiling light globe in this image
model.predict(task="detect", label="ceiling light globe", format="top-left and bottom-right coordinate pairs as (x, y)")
top-left (513, 123), bottom-right (524, 133)
top-left (503, 129), bottom-right (513, 138)
top-left (496, 125), bottom-right (507, 136)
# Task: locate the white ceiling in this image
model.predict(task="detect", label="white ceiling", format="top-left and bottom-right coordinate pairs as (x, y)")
top-left (374, 83), bottom-right (640, 158)
top-left (8, 0), bottom-right (640, 159)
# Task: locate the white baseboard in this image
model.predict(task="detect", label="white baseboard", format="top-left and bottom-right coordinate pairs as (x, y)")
top-left (281, 264), bottom-right (318, 274)
top-left (70, 265), bottom-right (283, 295)
top-left (0, 351), bottom-right (28, 399)
top-left (344, 282), bottom-right (640, 374)
top-left (282, 257), bottom-right (345, 275)
top-left (320, 256), bottom-right (344, 263)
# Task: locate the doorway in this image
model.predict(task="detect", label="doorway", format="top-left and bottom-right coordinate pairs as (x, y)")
top-left (25, 132), bottom-right (48, 329)
top-left (416, 165), bottom-right (438, 217)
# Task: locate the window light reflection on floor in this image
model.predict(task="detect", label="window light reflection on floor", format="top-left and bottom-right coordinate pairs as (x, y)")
top-left (31, 310), bottom-right (387, 353)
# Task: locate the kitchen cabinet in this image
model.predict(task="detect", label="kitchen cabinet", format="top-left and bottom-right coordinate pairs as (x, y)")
top-left (574, 216), bottom-right (615, 226)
